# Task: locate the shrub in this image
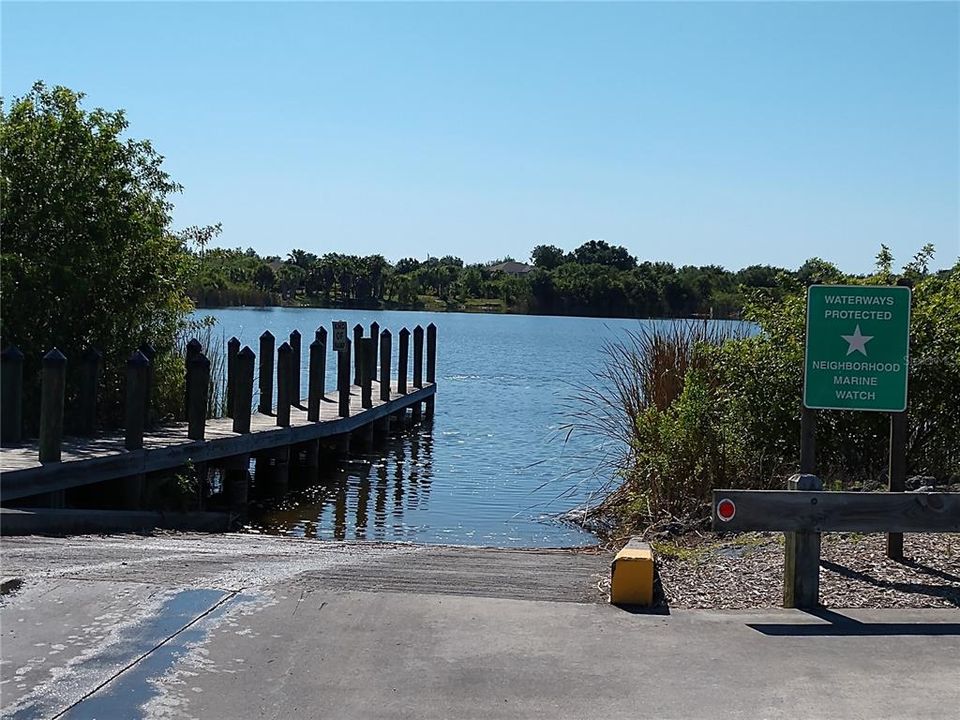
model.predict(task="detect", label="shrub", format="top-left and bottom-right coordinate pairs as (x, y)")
top-left (574, 251), bottom-right (960, 534)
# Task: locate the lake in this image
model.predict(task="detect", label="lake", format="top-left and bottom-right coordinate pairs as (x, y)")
top-left (196, 307), bottom-right (742, 547)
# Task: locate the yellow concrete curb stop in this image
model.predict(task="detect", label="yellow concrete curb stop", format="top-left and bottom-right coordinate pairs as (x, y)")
top-left (610, 538), bottom-right (655, 606)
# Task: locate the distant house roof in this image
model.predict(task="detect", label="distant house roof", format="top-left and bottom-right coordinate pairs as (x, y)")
top-left (488, 261), bottom-right (534, 275)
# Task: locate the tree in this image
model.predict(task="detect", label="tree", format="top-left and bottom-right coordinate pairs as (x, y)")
top-left (394, 257), bottom-right (421, 275)
top-left (571, 239), bottom-right (636, 270)
top-left (530, 244), bottom-right (567, 270)
top-left (797, 257), bottom-right (842, 285)
top-left (253, 263), bottom-right (276, 292)
top-left (1, 82), bottom-right (196, 426)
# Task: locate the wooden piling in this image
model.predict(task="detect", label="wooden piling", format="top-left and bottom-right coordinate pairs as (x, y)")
top-left (338, 339), bottom-right (351, 418)
top-left (315, 326), bottom-right (325, 343)
top-left (258, 331), bottom-right (275, 415)
top-left (184, 338), bottom-right (202, 419)
top-left (398, 328), bottom-right (409, 394)
top-left (139, 343), bottom-right (156, 428)
top-left (361, 422), bottom-right (375, 451)
top-left (370, 322), bottom-right (380, 380)
top-left (426, 323), bottom-right (437, 383)
top-left (413, 325), bottom-right (424, 389)
top-left (226, 336), bottom-right (240, 418)
top-left (253, 447), bottom-right (289, 497)
top-left (76, 347), bottom-right (101, 437)
top-left (783, 473), bottom-right (823, 609)
top-left (187, 352), bottom-right (211, 440)
top-left (360, 337), bottom-right (374, 409)
top-left (125, 350), bottom-right (149, 451)
top-left (1, 345), bottom-right (25, 445)
top-left (224, 453), bottom-right (250, 512)
top-left (353, 324), bottom-right (363, 385)
top-left (233, 346), bottom-right (255, 433)
top-left (425, 323), bottom-right (437, 419)
top-left (887, 410), bottom-right (908, 561)
top-left (290, 329), bottom-right (302, 407)
top-left (335, 432), bottom-right (351, 460)
top-left (295, 439), bottom-right (321, 470)
top-left (272, 446), bottom-right (291, 495)
top-left (276, 342), bottom-right (293, 427)
top-left (308, 335), bottom-right (325, 422)
top-left (39, 348), bottom-right (67, 463)
top-left (380, 330), bottom-right (392, 402)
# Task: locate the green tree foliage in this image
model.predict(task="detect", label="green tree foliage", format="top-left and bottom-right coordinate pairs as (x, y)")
top-left (1, 83), bottom-right (196, 427)
top-left (192, 238), bottom-right (797, 319)
top-left (530, 244), bottom-right (567, 270)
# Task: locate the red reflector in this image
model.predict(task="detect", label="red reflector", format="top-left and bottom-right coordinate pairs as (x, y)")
top-left (717, 498), bottom-right (736, 522)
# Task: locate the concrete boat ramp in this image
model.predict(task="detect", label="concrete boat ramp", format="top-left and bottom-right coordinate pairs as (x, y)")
top-left (2, 534), bottom-right (958, 719)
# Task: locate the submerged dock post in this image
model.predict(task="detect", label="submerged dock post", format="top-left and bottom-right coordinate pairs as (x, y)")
top-left (39, 348), bottom-right (67, 463)
top-left (0, 345), bottom-right (24, 445)
top-left (258, 331), bottom-right (275, 415)
top-left (224, 453), bottom-right (251, 515)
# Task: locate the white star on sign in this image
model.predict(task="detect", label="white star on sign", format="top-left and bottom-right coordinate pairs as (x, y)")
top-left (842, 324), bottom-right (873, 356)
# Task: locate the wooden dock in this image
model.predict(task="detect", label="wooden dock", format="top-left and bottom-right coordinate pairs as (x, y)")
top-left (0, 321), bottom-right (439, 519)
top-left (0, 380), bottom-right (434, 502)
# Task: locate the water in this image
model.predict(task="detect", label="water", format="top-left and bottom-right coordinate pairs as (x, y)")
top-left (196, 308), bottom-right (743, 547)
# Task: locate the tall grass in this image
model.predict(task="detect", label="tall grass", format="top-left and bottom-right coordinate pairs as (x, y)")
top-left (562, 320), bottom-right (744, 535)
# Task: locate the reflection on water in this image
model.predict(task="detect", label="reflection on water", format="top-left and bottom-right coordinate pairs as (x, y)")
top-left (248, 427), bottom-right (437, 543)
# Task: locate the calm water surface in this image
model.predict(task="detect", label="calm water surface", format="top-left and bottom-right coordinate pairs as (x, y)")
top-left (198, 308), bottom-right (742, 547)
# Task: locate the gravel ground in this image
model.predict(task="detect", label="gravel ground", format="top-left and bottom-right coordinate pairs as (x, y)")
top-left (647, 532), bottom-right (960, 609)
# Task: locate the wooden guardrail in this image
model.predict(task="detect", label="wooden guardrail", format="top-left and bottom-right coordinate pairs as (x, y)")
top-left (712, 475), bottom-right (959, 608)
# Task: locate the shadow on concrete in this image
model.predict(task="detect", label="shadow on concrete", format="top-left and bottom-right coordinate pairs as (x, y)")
top-left (748, 608), bottom-right (960, 637)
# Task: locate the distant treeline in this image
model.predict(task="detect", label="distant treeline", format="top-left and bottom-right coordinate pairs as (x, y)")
top-left (189, 239), bottom-right (875, 318)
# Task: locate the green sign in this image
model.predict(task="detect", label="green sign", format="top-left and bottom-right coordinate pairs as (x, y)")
top-left (803, 284), bottom-right (910, 412)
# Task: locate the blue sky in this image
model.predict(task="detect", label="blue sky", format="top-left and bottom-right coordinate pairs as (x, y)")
top-left (3, 1), bottom-right (958, 272)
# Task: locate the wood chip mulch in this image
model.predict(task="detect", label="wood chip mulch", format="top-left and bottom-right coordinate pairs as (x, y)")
top-left (647, 532), bottom-right (960, 609)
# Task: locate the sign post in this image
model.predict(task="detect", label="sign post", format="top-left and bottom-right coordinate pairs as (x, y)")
top-left (801, 283), bottom-right (912, 571)
top-left (803, 284), bottom-right (911, 412)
